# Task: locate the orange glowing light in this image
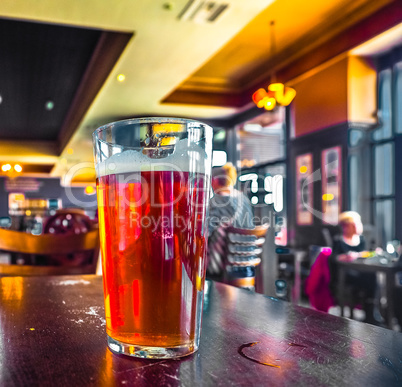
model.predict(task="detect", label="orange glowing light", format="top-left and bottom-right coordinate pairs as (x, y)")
top-left (280, 87), bottom-right (297, 106)
top-left (252, 88), bottom-right (268, 104)
top-left (264, 98), bottom-right (276, 110)
top-left (1, 164), bottom-right (11, 172)
top-left (252, 83), bottom-right (296, 110)
top-left (268, 83), bottom-right (284, 93)
top-left (14, 164), bottom-right (22, 173)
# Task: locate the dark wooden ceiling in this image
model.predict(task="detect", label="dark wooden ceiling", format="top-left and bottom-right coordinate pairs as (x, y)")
top-left (0, 18), bottom-right (101, 141)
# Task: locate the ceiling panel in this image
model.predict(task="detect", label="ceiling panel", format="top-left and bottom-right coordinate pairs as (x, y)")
top-left (0, 18), bottom-right (101, 141)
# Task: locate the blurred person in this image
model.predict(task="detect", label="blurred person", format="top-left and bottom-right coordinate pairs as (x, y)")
top-left (330, 211), bottom-right (378, 324)
top-left (332, 211), bottom-right (365, 258)
top-left (207, 163), bottom-right (254, 279)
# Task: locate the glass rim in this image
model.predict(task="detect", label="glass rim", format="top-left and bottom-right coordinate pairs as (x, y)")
top-left (93, 116), bottom-right (213, 137)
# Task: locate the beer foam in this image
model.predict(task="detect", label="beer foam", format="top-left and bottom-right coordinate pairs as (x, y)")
top-left (96, 139), bottom-right (208, 176)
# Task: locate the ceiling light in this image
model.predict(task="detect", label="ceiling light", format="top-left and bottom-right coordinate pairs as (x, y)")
top-left (117, 74), bottom-right (126, 82)
top-left (14, 164), bottom-right (22, 173)
top-left (1, 164), bottom-right (11, 172)
top-left (252, 22), bottom-right (296, 110)
top-left (45, 100), bottom-right (54, 110)
top-left (67, 148), bottom-right (74, 155)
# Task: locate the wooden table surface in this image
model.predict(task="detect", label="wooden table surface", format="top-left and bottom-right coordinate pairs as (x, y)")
top-left (1, 275), bottom-right (402, 386)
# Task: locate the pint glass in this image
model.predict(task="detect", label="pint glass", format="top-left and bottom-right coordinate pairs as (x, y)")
top-left (93, 118), bottom-right (212, 359)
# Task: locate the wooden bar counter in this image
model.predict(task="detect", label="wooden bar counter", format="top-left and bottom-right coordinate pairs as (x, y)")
top-left (0, 275), bottom-right (401, 386)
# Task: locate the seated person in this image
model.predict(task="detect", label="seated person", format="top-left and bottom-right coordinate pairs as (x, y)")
top-left (207, 163), bottom-right (254, 280)
top-left (330, 211), bottom-right (377, 323)
top-left (332, 211), bottom-right (365, 258)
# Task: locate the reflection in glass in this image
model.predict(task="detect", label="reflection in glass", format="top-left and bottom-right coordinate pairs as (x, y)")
top-left (349, 155), bottom-right (358, 212)
top-left (374, 143), bottom-right (394, 196)
top-left (373, 69), bottom-right (392, 141)
top-left (375, 199), bottom-right (395, 248)
top-left (349, 129), bottom-right (364, 147)
top-left (395, 63), bottom-right (402, 134)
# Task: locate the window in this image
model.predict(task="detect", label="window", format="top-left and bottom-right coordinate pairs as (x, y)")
top-left (348, 47), bottom-right (402, 247)
top-left (370, 52), bottom-right (402, 247)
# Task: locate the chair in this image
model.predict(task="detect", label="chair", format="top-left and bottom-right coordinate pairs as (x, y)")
top-left (221, 224), bottom-right (269, 291)
top-left (43, 208), bottom-right (94, 235)
top-left (305, 247), bottom-right (335, 312)
top-left (0, 228), bottom-right (100, 276)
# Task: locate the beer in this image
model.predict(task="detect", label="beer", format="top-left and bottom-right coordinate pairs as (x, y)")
top-left (97, 169), bottom-right (208, 349)
top-left (93, 118), bottom-right (212, 358)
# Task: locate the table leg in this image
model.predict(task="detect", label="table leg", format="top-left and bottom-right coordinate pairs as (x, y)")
top-left (385, 271), bottom-right (395, 329)
top-left (293, 253), bottom-right (301, 305)
top-left (338, 266), bottom-right (346, 317)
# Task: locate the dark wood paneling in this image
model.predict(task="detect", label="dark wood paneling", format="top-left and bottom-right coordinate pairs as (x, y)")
top-left (161, 88), bottom-right (243, 109)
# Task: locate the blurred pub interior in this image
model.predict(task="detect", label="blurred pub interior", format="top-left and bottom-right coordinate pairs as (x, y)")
top-left (0, 1), bottom-right (401, 327)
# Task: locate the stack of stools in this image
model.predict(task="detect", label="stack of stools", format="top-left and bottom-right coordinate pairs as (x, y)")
top-left (224, 224), bottom-right (269, 291)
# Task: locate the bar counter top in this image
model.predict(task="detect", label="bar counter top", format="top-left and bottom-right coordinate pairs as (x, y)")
top-left (1, 275), bottom-right (401, 386)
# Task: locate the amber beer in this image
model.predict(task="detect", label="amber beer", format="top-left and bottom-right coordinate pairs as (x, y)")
top-left (97, 169), bottom-right (208, 350)
top-left (94, 118), bottom-right (212, 358)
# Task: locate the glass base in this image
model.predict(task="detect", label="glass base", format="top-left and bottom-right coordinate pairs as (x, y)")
top-left (107, 335), bottom-right (198, 359)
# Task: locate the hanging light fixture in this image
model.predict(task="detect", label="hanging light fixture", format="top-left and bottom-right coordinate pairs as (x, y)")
top-left (252, 21), bottom-right (296, 111)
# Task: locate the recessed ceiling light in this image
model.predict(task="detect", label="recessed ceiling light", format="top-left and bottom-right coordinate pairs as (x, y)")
top-left (45, 100), bottom-right (54, 110)
top-left (117, 74), bottom-right (126, 82)
top-left (14, 164), bottom-right (22, 173)
top-left (162, 2), bottom-right (174, 10)
top-left (67, 148), bottom-right (74, 155)
top-left (1, 164), bottom-right (11, 172)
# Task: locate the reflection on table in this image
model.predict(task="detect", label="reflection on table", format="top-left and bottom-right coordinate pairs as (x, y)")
top-left (1, 275), bottom-right (402, 386)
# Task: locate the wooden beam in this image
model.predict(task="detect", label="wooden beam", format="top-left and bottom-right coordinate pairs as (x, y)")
top-left (57, 31), bottom-right (133, 153)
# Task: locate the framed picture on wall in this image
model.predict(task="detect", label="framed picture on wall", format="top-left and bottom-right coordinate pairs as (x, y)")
top-left (295, 153), bottom-right (313, 225)
top-left (321, 146), bottom-right (342, 225)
